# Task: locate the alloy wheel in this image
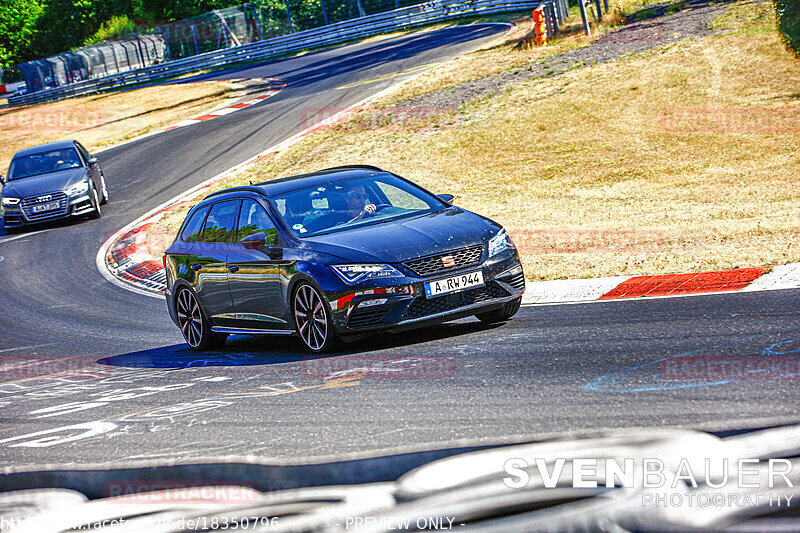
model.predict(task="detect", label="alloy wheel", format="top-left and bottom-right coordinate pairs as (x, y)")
top-left (89, 185), bottom-right (102, 219)
top-left (177, 289), bottom-right (203, 348)
top-left (294, 284), bottom-right (328, 351)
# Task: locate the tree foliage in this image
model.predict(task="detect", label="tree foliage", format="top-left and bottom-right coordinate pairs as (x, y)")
top-left (83, 15), bottom-right (136, 45)
top-left (774, 0), bottom-right (800, 56)
top-left (135, 0), bottom-right (241, 21)
top-left (0, 0), bottom-right (44, 70)
top-left (31, 0), bottom-right (135, 56)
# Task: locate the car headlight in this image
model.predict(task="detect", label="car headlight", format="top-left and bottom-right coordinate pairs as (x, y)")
top-left (65, 181), bottom-right (89, 196)
top-left (488, 228), bottom-right (515, 258)
top-left (1, 197), bottom-right (20, 207)
top-left (331, 264), bottom-right (403, 284)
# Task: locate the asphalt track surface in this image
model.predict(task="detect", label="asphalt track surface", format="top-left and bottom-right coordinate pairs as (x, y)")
top-left (0, 23), bottom-right (799, 470)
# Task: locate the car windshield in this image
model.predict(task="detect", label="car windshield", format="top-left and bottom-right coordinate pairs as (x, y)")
top-left (8, 147), bottom-right (83, 180)
top-left (269, 173), bottom-right (447, 237)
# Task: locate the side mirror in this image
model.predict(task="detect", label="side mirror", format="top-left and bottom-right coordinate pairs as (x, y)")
top-left (87, 157), bottom-right (98, 166)
top-left (437, 194), bottom-right (454, 204)
top-left (240, 232), bottom-right (283, 260)
top-left (240, 232), bottom-right (266, 249)
top-left (0, 175), bottom-right (5, 185)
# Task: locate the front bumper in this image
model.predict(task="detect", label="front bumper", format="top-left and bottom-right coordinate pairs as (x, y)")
top-left (324, 250), bottom-right (524, 337)
top-left (3, 192), bottom-right (94, 227)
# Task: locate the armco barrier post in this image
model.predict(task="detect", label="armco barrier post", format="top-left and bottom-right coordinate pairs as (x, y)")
top-left (579, 0), bottom-right (591, 35)
top-left (546, 2), bottom-right (557, 35)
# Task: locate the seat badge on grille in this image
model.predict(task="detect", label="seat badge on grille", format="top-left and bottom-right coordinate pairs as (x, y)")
top-left (441, 255), bottom-right (456, 268)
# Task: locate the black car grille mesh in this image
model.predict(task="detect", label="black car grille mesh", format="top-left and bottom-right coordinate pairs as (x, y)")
top-left (348, 307), bottom-right (391, 329)
top-left (21, 191), bottom-right (68, 221)
top-left (403, 283), bottom-right (508, 321)
top-left (402, 246), bottom-right (483, 278)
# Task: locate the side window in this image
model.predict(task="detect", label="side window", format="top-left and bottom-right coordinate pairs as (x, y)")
top-left (180, 205), bottom-right (210, 242)
top-left (202, 200), bottom-right (240, 243)
top-left (74, 143), bottom-right (89, 165)
top-left (237, 200), bottom-right (279, 246)
top-left (376, 181), bottom-right (430, 210)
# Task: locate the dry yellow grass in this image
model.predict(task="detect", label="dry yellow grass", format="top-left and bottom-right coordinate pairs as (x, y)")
top-left (0, 82), bottom-right (236, 171)
top-left (154, 1), bottom-right (800, 281)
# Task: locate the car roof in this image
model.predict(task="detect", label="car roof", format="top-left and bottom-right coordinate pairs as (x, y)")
top-left (13, 140), bottom-right (78, 158)
top-left (204, 166), bottom-right (388, 201)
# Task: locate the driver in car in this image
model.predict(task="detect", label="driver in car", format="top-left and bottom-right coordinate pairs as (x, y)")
top-left (55, 150), bottom-right (80, 170)
top-left (343, 184), bottom-right (377, 223)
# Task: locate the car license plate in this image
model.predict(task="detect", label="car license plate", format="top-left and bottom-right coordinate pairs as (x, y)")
top-left (31, 201), bottom-right (60, 213)
top-left (424, 270), bottom-right (484, 298)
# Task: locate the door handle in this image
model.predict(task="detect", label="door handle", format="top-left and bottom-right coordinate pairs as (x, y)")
top-left (227, 265), bottom-right (239, 273)
top-left (190, 263), bottom-right (202, 271)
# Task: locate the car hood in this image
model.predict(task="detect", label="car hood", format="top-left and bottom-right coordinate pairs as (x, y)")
top-left (301, 207), bottom-right (502, 263)
top-left (2, 168), bottom-right (86, 199)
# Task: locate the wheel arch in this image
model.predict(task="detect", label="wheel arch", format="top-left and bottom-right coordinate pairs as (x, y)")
top-left (286, 272), bottom-right (332, 329)
top-left (170, 280), bottom-right (216, 327)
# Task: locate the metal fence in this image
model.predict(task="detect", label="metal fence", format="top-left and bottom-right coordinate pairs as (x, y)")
top-left (19, 36), bottom-right (167, 93)
top-left (17, 5), bottom-right (260, 94)
top-left (9, 0), bottom-right (558, 107)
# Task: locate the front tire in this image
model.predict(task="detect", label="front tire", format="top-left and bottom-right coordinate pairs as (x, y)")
top-left (88, 184), bottom-right (102, 219)
top-left (292, 283), bottom-right (339, 353)
top-left (176, 287), bottom-right (228, 351)
top-left (475, 297), bottom-right (522, 324)
top-left (100, 174), bottom-right (109, 205)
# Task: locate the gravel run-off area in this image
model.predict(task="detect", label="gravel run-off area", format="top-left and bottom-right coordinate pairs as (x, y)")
top-left (395, 0), bottom-right (734, 110)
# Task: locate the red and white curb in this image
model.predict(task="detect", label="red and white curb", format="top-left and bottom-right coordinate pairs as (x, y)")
top-left (520, 264), bottom-right (800, 305)
top-left (164, 78), bottom-right (287, 131)
top-left (119, 78), bottom-right (287, 145)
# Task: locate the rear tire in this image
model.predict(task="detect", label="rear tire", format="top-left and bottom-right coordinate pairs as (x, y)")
top-left (475, 297), bottom-right (522, 324)
top-left (176, 287), bottom-right (228, 351)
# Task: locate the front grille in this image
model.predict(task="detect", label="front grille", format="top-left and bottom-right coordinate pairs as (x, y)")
top-left (348, 307), bottom-right (391, 328)
top-left (21, 191), bottom-right (68, 221)
top-left (402, 246), bottom-right (483, 278)
top-left (403, 283), bottom-right (508, 321)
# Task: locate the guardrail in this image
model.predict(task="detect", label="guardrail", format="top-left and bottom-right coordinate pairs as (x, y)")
top-left (8, 0), bottom-right (557, 107)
